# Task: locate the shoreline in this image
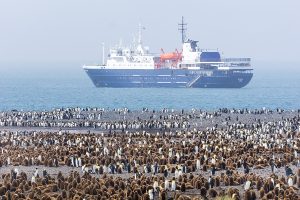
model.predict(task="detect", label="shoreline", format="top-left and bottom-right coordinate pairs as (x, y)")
top-left (1, 108), bottom-right (299, 131)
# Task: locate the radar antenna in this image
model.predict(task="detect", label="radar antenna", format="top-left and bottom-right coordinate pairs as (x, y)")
top-left (178, 16), bottom-right (187, 43)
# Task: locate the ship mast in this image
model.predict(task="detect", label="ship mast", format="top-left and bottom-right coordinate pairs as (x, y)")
top-left (102, 42), bottom-right (105, 66)
top-left (136, 23), bottom-right (145, 55)
top-left (138, 23), bottom-right (142, 46)
top-left (178, 16), bottom-right (187, 43)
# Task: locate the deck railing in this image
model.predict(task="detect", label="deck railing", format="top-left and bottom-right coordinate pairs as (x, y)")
top-left (222, 58), bottom-right (251, 62)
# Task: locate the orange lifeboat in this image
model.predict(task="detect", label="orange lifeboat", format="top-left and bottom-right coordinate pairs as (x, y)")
top-left (160, 48), bottom-right (182, 61)
top-left (155, 48), bottom-right (182, 69)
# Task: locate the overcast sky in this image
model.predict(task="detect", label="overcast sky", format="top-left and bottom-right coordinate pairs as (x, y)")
top-left (0, 0), bottom-right (299, 66)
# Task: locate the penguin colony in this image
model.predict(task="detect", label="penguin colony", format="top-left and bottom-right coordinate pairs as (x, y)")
top-left (0, 108), bottom-right (299, 199)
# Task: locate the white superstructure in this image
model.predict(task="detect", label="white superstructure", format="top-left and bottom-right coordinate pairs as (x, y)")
top-left (98, 24), bottom-right (155, 70)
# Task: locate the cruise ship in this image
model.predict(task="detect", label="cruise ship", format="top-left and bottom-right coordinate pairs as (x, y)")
top-left (83, 18), bottom-right (253, 88)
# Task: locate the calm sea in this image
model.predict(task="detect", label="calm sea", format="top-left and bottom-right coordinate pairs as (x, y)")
top-left (0, 61), bottom-right (299, 111)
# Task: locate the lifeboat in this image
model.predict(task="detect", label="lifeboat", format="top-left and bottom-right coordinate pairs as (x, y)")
top-left (155, 48), bottom-right (182, 68)
top-left (160, 49), bottom-right (182, 61)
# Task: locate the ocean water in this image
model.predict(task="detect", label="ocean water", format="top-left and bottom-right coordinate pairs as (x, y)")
top-left (0, 61), bottom-right (299, 111)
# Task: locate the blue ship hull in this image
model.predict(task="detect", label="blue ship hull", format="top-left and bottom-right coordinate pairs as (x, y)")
top-left (84, 68), bottom-right (253, 88)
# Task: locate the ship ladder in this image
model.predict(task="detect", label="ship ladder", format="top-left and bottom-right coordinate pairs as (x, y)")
top-left (187, 74), bottom-right (201, 88)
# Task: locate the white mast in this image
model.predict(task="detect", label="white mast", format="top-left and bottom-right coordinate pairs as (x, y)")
top-left (102, 42), bottom-right (105, 65)
top-left (138, 23), bottom-right (142, 46)
top-left (136, 23), bottom-right (144, 55)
